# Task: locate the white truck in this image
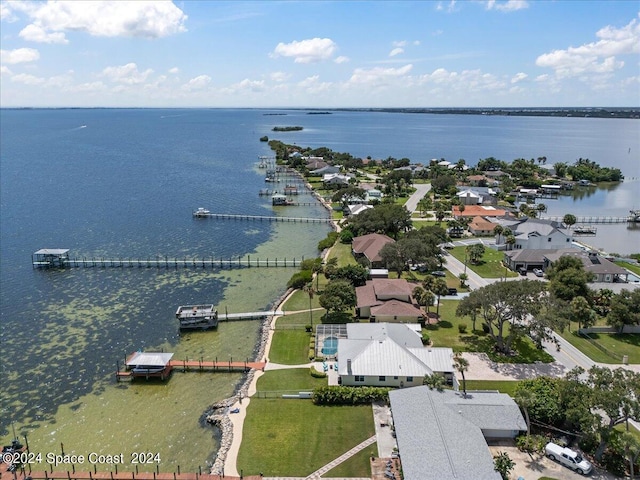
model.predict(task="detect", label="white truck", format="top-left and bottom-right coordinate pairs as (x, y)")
top-left (545, 442), bottom-right (593, 475)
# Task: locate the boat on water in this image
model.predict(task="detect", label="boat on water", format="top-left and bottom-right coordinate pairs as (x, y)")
top-left (574, 225), bottom-right (597, 235)
top-left (176, 304), bottom-right (218, 330)
top-left (193, 207), bottom-right (211, 217)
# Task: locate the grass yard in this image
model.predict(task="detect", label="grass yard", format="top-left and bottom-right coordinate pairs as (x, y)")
top-left (327, 241), bottom-right (358, 266)
top-left (255, 369), bottom-right (326, 392)
top-left (324, 443), bottom-right (378, 478)
top-left (615, 261), bottom-right (640, 276)
top-left (282, 289), bottom-right (323, 312)
top-left (464, 380), bottom-right (520, 397)
top-left (425, 300), bottom-right (554, 363)
top-left (450, 246), bottom-right (518, 278)
top-left (238, 395), bottom-right (374, 476)
top-left (269, 330), bottom-right (312, 364)
top-left (558, 329), bottom-right (640, 364)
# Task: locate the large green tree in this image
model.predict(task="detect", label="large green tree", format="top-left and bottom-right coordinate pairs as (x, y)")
top-left (546, 255), bottom-right (594, 302)
top-left (319, 280), bottom-right (356, 320)
top-left (607, 289), bottom-right (640, 332)
top-left (346, 203), bottom-right (412, 239)
top-left (455, 280), bottom-right (549, 354)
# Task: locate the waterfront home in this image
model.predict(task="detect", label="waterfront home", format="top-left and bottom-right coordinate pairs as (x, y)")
top-left (496, 217), bottom-right (572, 250)
top-left (389, 386), bottom-right (526, 480)
top-left (309, 165), bottom-right (340, 176)
top-left (322, 173), bottom-right (353, 187)
top-left (452, 205), bottom-right (510, 219)
top-left (346, 204), bottom-right (373, 217)
top-left (355, 278), bottom-right (424, 322)
top-left (352, 233), bottom-right (395, 268)
top-left (337, 323), bottom-right (455, 387)
top-left (469, 216), bottom-right (496, 236)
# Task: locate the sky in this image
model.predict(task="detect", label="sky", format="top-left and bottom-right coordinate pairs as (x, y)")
top-left (1, 0), bottom-right (639, 108)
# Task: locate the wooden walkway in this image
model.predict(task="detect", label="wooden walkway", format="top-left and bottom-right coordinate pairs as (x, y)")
top-left (542, 215), bottom-right (638, 224)
top-left (2, 469), bottom-right (261, 480)
top-left (116, 359), bottom-right (266, 381)
top-left (219, 310), bottom-right (284, 321)
top-left (193, 213), bottom-right (331, 223)
top-left (34, 257), bottom-right (303, 269)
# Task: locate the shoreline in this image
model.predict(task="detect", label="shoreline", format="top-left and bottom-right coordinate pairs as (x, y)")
top-left (207, 169), bottom-right (338, 476)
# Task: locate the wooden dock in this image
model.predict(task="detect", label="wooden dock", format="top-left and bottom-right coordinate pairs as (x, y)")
top-left (542, 214), bottom-right (639, 224)
top-left (219, 310), bottom-right (283, 321)
top-left (116, 358), bottom-right (266, 381)
top-left (2, 467), bottom-right (260, 480)
top-left (33, 255), bottom-right (303, 269)
top-left (193, 212), bottom-right (331, 223)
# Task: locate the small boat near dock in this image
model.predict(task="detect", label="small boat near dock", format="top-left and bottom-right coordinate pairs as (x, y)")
top-left (123, 351), bottom-right (174, 380)
top-left (193, 207), bottom-right (211, 217)
top-left (176, 304), bottom-right (218, 330)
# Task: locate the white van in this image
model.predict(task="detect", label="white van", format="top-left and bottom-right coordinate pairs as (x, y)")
top-left (545, 442), bottom-right (593, 475)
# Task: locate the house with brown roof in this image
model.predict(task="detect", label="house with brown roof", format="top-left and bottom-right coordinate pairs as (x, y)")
top-left (351, 233), bottom-right (395, 268)
top-left (355, 278), bottom-right (424, 322)
top-left (469, 216), bottom-right (496, 236)
top-left (452, 205), bottom-right (510, 219)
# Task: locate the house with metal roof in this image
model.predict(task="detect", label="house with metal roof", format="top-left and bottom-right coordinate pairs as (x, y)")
top-left (497, 217), bottom-right (573, 250)
top-left (389, 386), bottom-right (526, 480)
top-left (337, 323), bottom-right (454, 387)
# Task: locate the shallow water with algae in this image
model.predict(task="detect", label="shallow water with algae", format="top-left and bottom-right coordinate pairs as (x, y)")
top-left (0, 109), bottom-right (330, 470)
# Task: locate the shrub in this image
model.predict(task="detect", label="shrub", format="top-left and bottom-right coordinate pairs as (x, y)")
top-left (318, 231), bottom-right (339, 250)
top-left (421, 332), bottom-right (430, 345)
top-left (308, 348), bottom-right (315, 360)
top-left (312, 386), bottom-right (391, 405)
top-left (310, 366), bottom-right (327, 378)
top-left (516, 434), bottom-right (546, 454)
top-left (287, 270), bottom-right (313, 289)
top-left (305, 325), bottom-right (313, 332)
top-left (339, 229), bottom-right (354, 244)
top-left (458, 324), bottom-right (468, 334)
top-left (482, 323), bottom-right (490, 333)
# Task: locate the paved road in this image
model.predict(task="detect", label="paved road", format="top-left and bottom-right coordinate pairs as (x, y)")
top-left (404, 182), bottom-right (431, 213)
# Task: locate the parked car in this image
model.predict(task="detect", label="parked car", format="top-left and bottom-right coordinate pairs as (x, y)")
top-left (517, 267), bottom-right (527, 276)
top-left (533, 268), bottom-right (544, 277)
top-left (431, 271), bottom-right (446, 277)
top-left (447, 288), bottom-right (458, 296)
top-left (545, 442), bottom-right (592, 475)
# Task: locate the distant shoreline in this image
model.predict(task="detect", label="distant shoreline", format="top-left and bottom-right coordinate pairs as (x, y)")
top-left (2, 106), bottom-right (638, 119)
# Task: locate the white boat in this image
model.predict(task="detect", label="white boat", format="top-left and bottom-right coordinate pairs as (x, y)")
top-left (193, 207), bottom-right (211, 217)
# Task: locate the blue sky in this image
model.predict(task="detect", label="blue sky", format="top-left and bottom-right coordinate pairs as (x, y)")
top-left (1, 0), bottom-right (638, 108)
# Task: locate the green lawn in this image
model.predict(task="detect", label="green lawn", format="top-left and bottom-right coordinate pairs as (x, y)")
top-left (464, 380), bottom-right (520, 397)
top-left (450, 246), bottom-right (518, 278)
top-left (269, 330), bottom-right (312, 364)
top-left (282, 288), bottom-right (323, 312)
top-left (558, 329), bottom-right (640, 364)
top-left (324, 443), bottom-right (377, 478)
top-left (425, 300), bottom-right (554, 363)
top-left (238, 377), bottom-right (374, 476)
top-left (327, 241), bottom-right (358, 267)
top-left (615, 260), bottom-right (640, 276)
top-left (255, 368), bottom-right (326, 392)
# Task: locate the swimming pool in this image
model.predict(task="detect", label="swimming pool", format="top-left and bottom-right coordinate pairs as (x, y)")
top-left (321, 336), bottom-right (338, 356)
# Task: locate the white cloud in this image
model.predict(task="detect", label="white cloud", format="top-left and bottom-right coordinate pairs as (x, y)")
top-left (511, 72), bottom-right (528, 83)
top-left (168, 67), bottom-right (179, 74)
top-left (102, 63), bottom-right (153, 85)
top-left (17, 1), bottom-right (187, 42)
top-left (270, 71), bottom-right (290, 82)
top-left (19, 24), bottom-right (68, 44)
top-left (181, 75), bottom-right (211, 91)
top-left (1, 2), bottom-right (19, 22)
top-left (334, 56), bottom-right (349, 64)
top-left (72, 81), bottom-right (107, 93)
top-left (417, 68), bottom-right (506, 92)
top-left (235, 79), bottom-right (266, 92)
top-left (392, 41), bottom-right (407, 48)
top-left (297, 75), bottom-right (331, 93)
top-left (536, 17), bottom-right (638, 78)
top-left (436, 1), bottom-right (458, 13)
top-left (389, 48), bottom-right (404, 57)
top-left (485, 1), bottom-right (529, 12)
top-left (271, 38), bottom-right (337, 63)
top-left (1, 65), bottom-right (13, 76)
top-left (11, 73), bottom-right (45, 85)
top-left (349, 64), bottom-right (413, 85)
top-left (0, 47), bottom-right (40, 64)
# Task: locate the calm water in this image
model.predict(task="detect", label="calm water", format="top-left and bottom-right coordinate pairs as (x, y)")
top-left (1, 109), bottom-right (638, 469)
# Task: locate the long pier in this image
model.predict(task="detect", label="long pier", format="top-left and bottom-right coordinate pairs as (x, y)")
top-left (219, 310), bottom-right (283, 321)
top-left (194, 212), bottom-right (331, 223)
top-left (116, 358), bottom-right (266, 381)
top-left (33, 255), bottom-right (303, 269)
top-left (542, 215), bottom-right (638, 224)
top-left (4, 467), bottom-right (259, 480)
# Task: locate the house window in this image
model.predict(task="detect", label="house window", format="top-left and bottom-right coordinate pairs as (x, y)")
top-left (379, 376), bottom-right (386, 381)
top-left (567, 238), bottom-right (571, 242)
top-left (406, 376), bottom-right (414, 382)
top-left (548, 238), bottom-right (552, 242)
top-left (393, 376), bottom-right (399, 380)
top-left (355, 375), bottom-right (364, 382)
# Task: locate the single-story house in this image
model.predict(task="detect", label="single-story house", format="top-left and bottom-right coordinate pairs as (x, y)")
top-left (544, 250), bottom-right (629, 283)
top-left (346, 204), bottom-right (374, 217)
top-left (322, 173), bottom-right (353, 186)
top-left (469, 216), bottom-right (496, 236)
top-left (389, 386), bottom-right (526, 480)
top-left (352, 233), bottom-right (395, 268)
top-left (355, 278), bottom-right (424, 322)
top-left (337, 323), bottom-right (454, 387)
top-left (456, 189), bottom-right (483, 205)
top-left (466, 174), bottom-right (489, 186)
top-left (309, 165), bottom-right (340, 175)
top-left (453, 205), bottom-right (509, 219)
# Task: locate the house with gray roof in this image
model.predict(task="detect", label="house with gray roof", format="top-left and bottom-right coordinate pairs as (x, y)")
top-left (497, 217), bottom-right (573, 250)
top-left (338, 323), bottom-right (454, 387)
top-left (389, 386), bottom-right (526, 480)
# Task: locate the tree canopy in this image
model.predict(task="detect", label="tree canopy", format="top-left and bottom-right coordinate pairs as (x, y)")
top-left (346, 203), bottom-right (412, 239)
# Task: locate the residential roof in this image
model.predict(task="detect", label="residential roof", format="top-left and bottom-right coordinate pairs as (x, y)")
top-left (557, 251), bottom-right (628, 275)
top-left (352, 233), bottom-right (395, 264)
top-left (370, 278), bottom-right (415, 297)
top-left (338, 323), bottom-right (453, 377)
top-left (347, 204), bottom-right (373, 216)
top-left (34, 248), bottom-right (69, 255)
top-left (126, 352), bottom-right (174, 367)
top-left (389, 387), bottom-right (525, 480)
top-left (511, 218), bottom-right (567, 237)
top-left (452, 205), bottom-right (508, 218)
top-left (370, 299), bottom-right (424, 318)
top-left (504, 248), bottom-right (558, 263)
top-left (469, 216), bottom-right (495, 231)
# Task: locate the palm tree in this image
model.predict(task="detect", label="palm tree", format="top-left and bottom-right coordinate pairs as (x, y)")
top-left (493, 224), bottom-right (504, 245)
top-left (453, 353), bottom-right (469, 397)
top-left (506, 235), bottom-right (516, 251)
top-left (432, 278), bottom-right (449, 318)
top-left (458, 273), bottom-right (468, 288)
top-left (563, 213), bottom-right (577, 229)
top-left (514, 389), bottom-right (535, 437)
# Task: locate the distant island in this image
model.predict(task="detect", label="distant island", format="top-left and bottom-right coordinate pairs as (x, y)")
top-left (263, 113), bottom-right (287, 116)
top-left (307, 111), bottom-right (332, 115)
top-left (334, 107), bottom-right (640, 119)
top-left (272, 126), bottom-right (303, 132)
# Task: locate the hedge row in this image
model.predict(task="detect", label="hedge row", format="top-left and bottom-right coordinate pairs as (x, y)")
top-left (312, 385), bottom-right (391, 405)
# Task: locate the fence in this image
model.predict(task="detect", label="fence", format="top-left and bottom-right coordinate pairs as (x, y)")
top-left (579, 325), bottom-right (640, 334)
top-left (578, 331), bottom-right (624, 362)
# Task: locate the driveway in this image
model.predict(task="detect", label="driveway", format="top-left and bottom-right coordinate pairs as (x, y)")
top-left (404, 182), bottom-right (432, 213)
top-left (487, 441), bottom-right (620, 480)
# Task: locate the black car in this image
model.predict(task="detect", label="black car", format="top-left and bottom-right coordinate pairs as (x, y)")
top-left (448, 288), bottom-right (458, 295)
top-left (431, 271), bottom-right (446, 277)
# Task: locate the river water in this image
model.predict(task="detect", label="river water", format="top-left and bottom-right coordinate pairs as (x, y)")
top-left (1, 109), bottom-right (638, 469)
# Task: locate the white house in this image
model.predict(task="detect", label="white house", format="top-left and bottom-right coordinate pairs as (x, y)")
top-left (337, 323), bottom-right (455, 387)
top-left (498, 218), bottom-right (573, 250)
top-left (322, 173), bottom-right (353, 186)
